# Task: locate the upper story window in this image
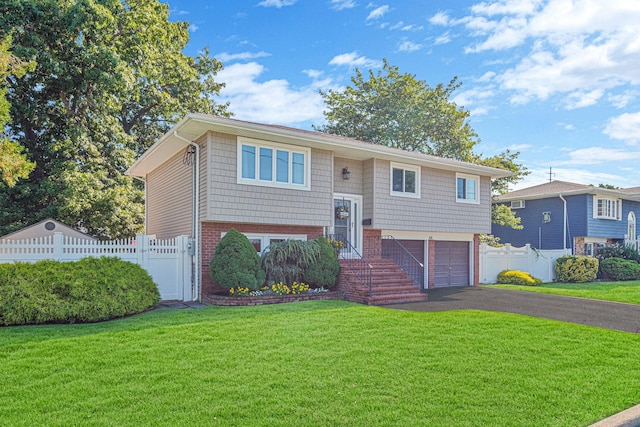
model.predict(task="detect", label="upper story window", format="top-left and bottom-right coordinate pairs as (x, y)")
top-left (456, 173), bottom-right (479, 204)
top-left (390, 162), bottom-right (420, 198)
top-left (238, 138), bottom-right (310, 190)
top-left (594, 196), bottom-right (622, 220)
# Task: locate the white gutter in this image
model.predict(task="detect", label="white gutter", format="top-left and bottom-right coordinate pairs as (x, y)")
top-left (559, 194), bottom-right (568, 253)
top-left (173, 131), bottom-right (201, 303)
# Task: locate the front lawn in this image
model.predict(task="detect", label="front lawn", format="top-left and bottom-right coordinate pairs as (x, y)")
top-left (1, 300), bottom-right (639, 426)
top-left (488, 280), bottom-right (640, 304)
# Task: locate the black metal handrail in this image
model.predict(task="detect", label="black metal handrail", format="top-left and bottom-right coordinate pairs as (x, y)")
top-left (325, 233), bottom-right (373, 296)
top-left (381, 235), bottom-right (424, 288)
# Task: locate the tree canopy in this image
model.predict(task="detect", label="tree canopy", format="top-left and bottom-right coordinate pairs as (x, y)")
top-left (315, 60), bottom-right (477, 161)
top-left (0, 34), bottom-right (35, 187)
top-left (0, 0), bottom-right (229, 238)
top-left (316, 60), bottom-right (527, 229)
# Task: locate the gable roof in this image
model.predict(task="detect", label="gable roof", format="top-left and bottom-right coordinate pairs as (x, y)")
top-left (0, 218), bottom-right (97, 241)
top-left (127, 113), bottom-right (512, 179)
top-left (495, 180), bottom-right (640, 202)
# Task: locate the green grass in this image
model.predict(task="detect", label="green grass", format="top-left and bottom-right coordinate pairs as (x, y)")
top-left (1, 300), bottom-right (640, 426)
top-left (488, 280), bottom-right (640, 304)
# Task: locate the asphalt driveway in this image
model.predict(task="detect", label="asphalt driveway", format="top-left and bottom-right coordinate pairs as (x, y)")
top-left (384, 286), bottom-right (640, 334)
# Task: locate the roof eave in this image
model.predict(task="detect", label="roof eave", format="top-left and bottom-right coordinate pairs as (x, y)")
top-left (127, 114), bottom-right (513, 179)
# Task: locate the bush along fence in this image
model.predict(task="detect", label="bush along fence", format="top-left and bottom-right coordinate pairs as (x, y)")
top-left (0, 233), bottom-right (193, 301)
top-left (480, 243), bottom-right (570, 284)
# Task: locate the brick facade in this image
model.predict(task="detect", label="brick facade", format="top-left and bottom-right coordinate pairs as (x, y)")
top-left (363, 229), bottom-right (382, 259)
top-left (200, 222), bottom-right (324, 295)
top-left (427, 240), bottom-right (436, 289)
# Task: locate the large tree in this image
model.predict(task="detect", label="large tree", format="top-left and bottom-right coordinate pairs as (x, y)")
top-left (0, 0), bottom-right (229, 238)
top-left (316, 60), bottom-right (527, 229)
top-left (0, 34), bottom-right (35, 187)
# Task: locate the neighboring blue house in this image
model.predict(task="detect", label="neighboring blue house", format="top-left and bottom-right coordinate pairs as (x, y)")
top-left (492, 181), bottom-right (640, 254)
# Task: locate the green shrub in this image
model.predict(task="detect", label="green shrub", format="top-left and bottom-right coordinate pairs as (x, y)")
top-left (261, 239), bottom-right (319, 285)
top-left (599, 257), bottom-right (640, 281)
top-left (596, 243), bottom-right (640, 262)
top-left (496, 270), bottom-right (542, 286)
top-left (210, 229), bottom-right (265, 291)
top-left (304, 237), bottom-right (340, 289)
top-left (555, 255), bottom-right (599, 283)
top-left (0, 257), bottom-right (159, 326)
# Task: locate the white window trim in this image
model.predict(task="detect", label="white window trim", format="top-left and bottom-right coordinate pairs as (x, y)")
top-left (237, 137), bottom-right (311, 191)
top-left (456, 173), bottom-right (480, 204)
top-left (389, 162), bottom-right (421, 199)
top-left (593, 195), bottom-right (622, 221)
top-left (222, 232), bottom-right (307, 255)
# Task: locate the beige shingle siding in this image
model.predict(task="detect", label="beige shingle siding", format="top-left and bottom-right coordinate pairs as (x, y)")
top-left (206, 132), bottom-right (332, 227)
top-left (333, 157), bottom-right (363, 195)
top-left (363, 159), bottom-right (375, 224)
top-left (372, 160), bottom-right (492, 233)
top-left (199, 137), bottom-right (208, 220)
top-left (146, 149), bottom-right (193, 239)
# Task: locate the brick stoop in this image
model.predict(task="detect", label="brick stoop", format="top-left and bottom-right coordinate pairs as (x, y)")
top-left (338, 258), bottom-right (428, 305)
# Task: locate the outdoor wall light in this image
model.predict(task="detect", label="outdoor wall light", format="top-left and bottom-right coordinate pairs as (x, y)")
top-left (342, 167), bottom-right (351, 180)
top-left (543, 212), bottom-right (551, 223)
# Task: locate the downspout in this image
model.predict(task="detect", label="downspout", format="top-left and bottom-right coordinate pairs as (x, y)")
top-left (559, 194), bottom-right (567, 254)
top-left (174, 131), bottom-right (200, 302)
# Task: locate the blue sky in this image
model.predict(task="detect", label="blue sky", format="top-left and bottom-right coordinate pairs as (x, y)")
top-left (165, 0), bottom-right (640, 190)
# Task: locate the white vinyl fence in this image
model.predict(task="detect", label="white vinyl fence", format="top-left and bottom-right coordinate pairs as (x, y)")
top-left (480, 243), bottom-right (570, 284)
top-left (0, 233), bottom-right (193, 301)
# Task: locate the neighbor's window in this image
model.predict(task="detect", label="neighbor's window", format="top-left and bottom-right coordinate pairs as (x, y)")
top-left (594, 196), bottom-right (621, 220)
top-left (456, 173), bottom-right (479, 203)
top-left (390, 162), bottom-right (420, 198)
top-left (238, 138), bottom-right (310, 190)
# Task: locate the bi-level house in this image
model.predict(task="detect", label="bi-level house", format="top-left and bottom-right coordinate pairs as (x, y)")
top-left (492, 181), bottom-right (640, 255)
top-left (127, 114), bottom-right (510, 304)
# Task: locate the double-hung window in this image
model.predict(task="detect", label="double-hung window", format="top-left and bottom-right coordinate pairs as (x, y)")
top-left (390, 162), bottom-right (420, 198)
top-left (456, 173), bottom-right (479, 204)
top-left (238, 138), bottom-right (310, 190)
top-left (594, 196), bottom-right (621, 220)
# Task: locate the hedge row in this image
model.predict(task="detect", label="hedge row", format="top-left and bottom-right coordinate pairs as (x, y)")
top-left (0, 257), bottom-right (160, 326)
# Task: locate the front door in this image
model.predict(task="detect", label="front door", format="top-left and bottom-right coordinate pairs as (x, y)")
top-left (333, 194), bottom-right (363, 257)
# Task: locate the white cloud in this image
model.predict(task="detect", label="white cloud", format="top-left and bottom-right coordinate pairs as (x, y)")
top-left (366, 5), bottom-right (390, 21)
top-left (257, 0), bottom-right (296, 8)
top-left (303, 69), bottom-right (323, 79)
top-left (552, 146), bottom-right (640, 165)
top-left (452, 86), bottom-right (495, 116)
top-left (330, 0), bottom-right (356, 10)
top-left (189, 24), bottom-right (198, 32)
top-left (216, 62), bottom-right (331, 125)
top-left (328, 51), bottom-right (381, 68)
top-left (398, 40), bottom-right (422, 52)
top-left (608, 91), bottom-right (638, 109)
top-left (390, 21), bottom-right (423, 31)
top-left (440, 1), bottom-right (640, 108)
top-left (507, 144), bottom-right (533, 151)
top-left (512, 167), bottom-right (624, 190)
top-left (216, 51), bottom-right (271, 62)
top-left (565, 89), bottom-right (604, 110)
top-left (429, 11), bottom-right (450, 26)
top-left (603, 112), bottom-right (640, 144)
top-left (434, 32), bottom-right (451, 45)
